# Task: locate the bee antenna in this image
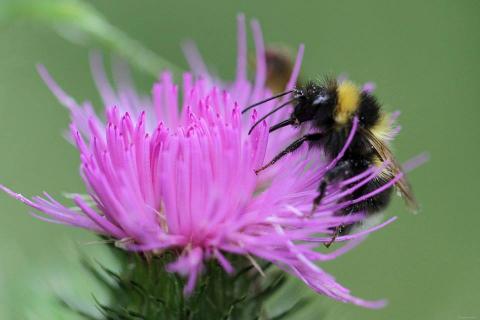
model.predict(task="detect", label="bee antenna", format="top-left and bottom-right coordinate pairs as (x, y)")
top-left (248, 98), bottom-right (296, 135)
top-left (241, 90), bottom-right (295, 114)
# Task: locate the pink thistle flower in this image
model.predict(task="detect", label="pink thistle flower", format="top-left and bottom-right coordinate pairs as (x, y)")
top-left (1, 15), bottom-right (404, 308)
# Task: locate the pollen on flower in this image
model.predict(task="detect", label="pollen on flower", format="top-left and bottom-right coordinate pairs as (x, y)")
top-left (1, 14), bottom-right (404, 309)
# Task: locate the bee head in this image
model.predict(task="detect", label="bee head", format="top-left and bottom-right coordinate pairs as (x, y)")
top-left (290, 82), bottom-right (337, 125)
top-left (268, 80), bottom-right (337, 133)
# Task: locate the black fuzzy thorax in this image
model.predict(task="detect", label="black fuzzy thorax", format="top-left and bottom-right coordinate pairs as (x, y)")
top-left (314, 91), bottom-right (382, 159)
top-left (357, 92), bottom-right (382, 129)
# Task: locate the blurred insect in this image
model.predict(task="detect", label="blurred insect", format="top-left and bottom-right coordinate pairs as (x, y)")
top-left (242, 79), bottom-right (417, 247)
top-left (264, 46), bottom-right (301, 94)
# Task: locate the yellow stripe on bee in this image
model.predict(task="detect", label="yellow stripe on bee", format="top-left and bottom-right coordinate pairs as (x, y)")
top-left (335, 81), bottom-right (360, 125)
top-left (371, 112), bottom-right (393, 142)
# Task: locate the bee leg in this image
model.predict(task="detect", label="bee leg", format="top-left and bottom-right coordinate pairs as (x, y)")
top-left (324, 211), bottom-right (354, 248)
top-left (310, 160), bottom-right (354, 215)
top-left (310, 179), bottom-right (329, 216)
top-left (324, 226), bottom-right (341, 248)
top-left (255, 133), bottom-right (322, 174)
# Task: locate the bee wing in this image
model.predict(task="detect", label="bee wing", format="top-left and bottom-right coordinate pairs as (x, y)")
top-left (361, 128), bottom-right (419, 212)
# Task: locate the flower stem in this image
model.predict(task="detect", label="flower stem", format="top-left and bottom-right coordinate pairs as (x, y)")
top-left (0, 0), bottom-right (184, 78)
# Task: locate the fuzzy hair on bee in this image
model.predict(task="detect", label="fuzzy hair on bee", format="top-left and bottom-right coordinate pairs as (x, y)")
top-left (243, 78), bottom-right (417, 247)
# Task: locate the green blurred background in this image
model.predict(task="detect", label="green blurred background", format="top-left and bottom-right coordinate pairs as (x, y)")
top-left (0, 0), bottom-right (479, 319)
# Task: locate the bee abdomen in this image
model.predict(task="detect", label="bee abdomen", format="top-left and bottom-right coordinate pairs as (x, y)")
top-left (348, 177), bottom-right (394, 216)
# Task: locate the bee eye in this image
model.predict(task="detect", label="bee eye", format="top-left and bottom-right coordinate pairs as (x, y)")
top-left (313, 94), bottom-right (329, 105)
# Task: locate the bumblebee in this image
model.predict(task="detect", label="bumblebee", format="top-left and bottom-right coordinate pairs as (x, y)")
top-left (243, 79), bottom-right (417, 246)
top-left (264, 46), bottom-right (299, 94)
top-left (250, 45), bottom-right (302, 94)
